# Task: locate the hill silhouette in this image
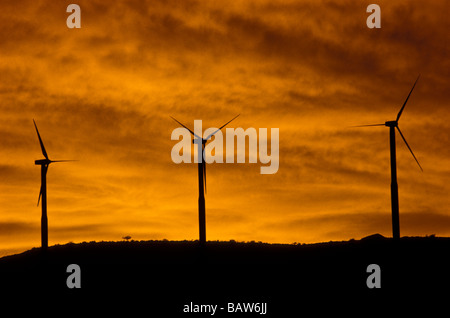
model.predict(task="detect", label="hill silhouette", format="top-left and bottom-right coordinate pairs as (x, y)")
top-left (1, 235), bottom-right (448, 314)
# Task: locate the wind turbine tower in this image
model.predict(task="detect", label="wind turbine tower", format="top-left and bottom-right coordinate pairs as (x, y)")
top-left (170, 114), bottom-right (239, 245)
top-left (354, 76), bottom-right (422, 240)
top-left (33, 120), bottom-right (76, 251)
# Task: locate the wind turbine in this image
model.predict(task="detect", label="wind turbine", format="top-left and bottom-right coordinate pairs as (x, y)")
top-left (33, 120), bottom-right (76, 251)
top-left (354, 75), bottom-right (422, 240)
top-left (170, 114), bottom-right (240, 245)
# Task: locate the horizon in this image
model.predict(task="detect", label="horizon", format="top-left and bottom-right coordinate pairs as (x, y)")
top-left (2, 233), bottom-right (443, 259)
top-left (1, 0), bottom-right (450, 257)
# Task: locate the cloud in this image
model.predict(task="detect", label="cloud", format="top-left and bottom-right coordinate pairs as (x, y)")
top-left (0, 221), bottom-right (36, 237)
top-left (0, 0), bottom-right (449, 255)
top-left (264, 208), bottom-right (450, 243)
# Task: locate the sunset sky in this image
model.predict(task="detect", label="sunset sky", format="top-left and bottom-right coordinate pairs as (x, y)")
top-left (1, 0), bottom-right (449, 256)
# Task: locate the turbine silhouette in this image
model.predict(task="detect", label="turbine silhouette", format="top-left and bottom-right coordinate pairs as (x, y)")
top-left (353, 75), bottom-right (422, 240)
top-left (170, 114), bottom-right (240, 245)
top-left (33, 120), bottom-right (76, 251)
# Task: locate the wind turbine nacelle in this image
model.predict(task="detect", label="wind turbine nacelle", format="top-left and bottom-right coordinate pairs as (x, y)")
top-left (35, 159), bottom-right (51, 165)
top-left (192, 138), bottom-right (207, 144)
top-left (385, 121), bottom-right (397, 127)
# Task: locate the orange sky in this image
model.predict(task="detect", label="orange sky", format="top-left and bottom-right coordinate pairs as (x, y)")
top-left (1, 0), bottom-right (449, 256)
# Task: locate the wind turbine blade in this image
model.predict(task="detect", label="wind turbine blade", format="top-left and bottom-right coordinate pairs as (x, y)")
top-left (396, 126), bottom-right (423, 171)
top-left (33, 119), bottom-right (49, 160)
top-left (203, 161), bottom-right (206, 195)
top-left (37, 165), bottom-right (49, 206)
top-left (37, 185), bottom-right (42, 206)
top-left (170, 116), bottom-right (202, 139)
top-left (396, 75), bottom-right (420, 122)
top-left (51, 160), bottom-right (78, 162)
top-left (202, 144), bottom-right (206, 194)
top-left (217, 114), bottom-right (240, 131)
top-left (350, 124), bottom-right (385, 127)
top-left (205, 114), bottom-right (240, 140)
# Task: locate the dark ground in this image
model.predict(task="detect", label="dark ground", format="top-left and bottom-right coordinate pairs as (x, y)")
top-left (1, 234), bottom-right (448, 315)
